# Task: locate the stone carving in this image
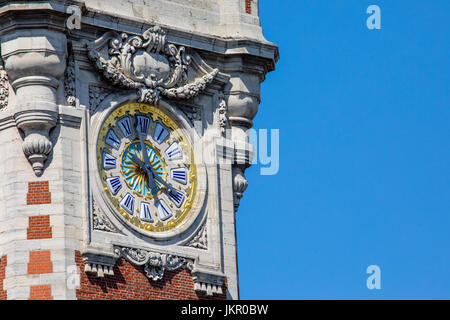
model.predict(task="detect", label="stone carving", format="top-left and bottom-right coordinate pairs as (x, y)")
top-left (115, 246), bottom-right (194, 281)
top-left (232, 166), bottom-right (249, 213)
top-left (89, 84), bottom-right (112, 112)
top-left (20, 133), bottom-right (53, 177)
top-left (218, 94), bottom-right (228, 136)
top-left (92, 198), bottom-right (118, 233)
top-left (84, 261), bottom-right (115, 278)
top-left (177, 103), bottom-right (201, 123)
top-left (87, 26), bottom-right (218, 105)
top-left (192, 270), bottom-right (225, 296)
top-left (83, 254), bottom-right (116, 278)
top-left (3, 29), bottom-right (67, 177)
top-left (185, 223), bottom-right (208, 250)
top-left (0, 60), bottom-right (8, 110)
top-left (64, 53), bottom-right (76, 106)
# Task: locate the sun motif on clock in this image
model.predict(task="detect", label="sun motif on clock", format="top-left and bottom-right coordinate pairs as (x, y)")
top-left (96, 103), bottom-right (197, 233)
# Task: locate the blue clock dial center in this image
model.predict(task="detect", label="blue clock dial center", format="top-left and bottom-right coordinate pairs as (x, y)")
top-left (121, 141), bottom-right (165, 197)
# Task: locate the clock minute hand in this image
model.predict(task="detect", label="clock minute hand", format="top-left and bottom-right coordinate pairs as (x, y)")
top-left (135, 120), bottom-right (151, 167)
top-left (134, 120), bottom-right (157, 191)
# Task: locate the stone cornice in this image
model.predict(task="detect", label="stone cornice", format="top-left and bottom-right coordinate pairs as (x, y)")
top-left (0, 0), bottom-right (279, 73)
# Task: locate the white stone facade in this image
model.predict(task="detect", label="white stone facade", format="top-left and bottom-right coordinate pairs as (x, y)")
top-left (0, 0), bottom-right (278, 300)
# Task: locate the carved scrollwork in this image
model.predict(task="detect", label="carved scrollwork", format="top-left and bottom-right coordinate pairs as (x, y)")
top-left (185, 223), bottom-right (208, 250)
top-left (0, 60), bottom-right (8, 110)
top-left (87, 26), bottom-right (218, 105)
top-left (114, 246), bottom-right (194, 281)
top-left (89, 84), bottom-right (112, 112)
top-left (92, 198), bottom-right (118, 233)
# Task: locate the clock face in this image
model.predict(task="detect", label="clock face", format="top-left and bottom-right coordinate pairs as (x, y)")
top-left (96, 103), bottom-right (197, 233)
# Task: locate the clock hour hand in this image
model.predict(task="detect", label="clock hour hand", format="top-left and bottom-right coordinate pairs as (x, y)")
top-left (131, 152), bottom-right (145, 168)
top-left (131, 152), bottom-right (157, 191)
top-left (134, 117), bottom-right (177, 198)
top-left (147, 165), bottom-right (178, 198)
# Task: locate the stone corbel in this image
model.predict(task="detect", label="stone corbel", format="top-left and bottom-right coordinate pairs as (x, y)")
top-left (225, 75), bottom-right (261, 212)
top-left (192, 269), bottom-right (225, 296)
top-left (82, 250), bottom-right (118, 278)
top-left (1, 29), bottom-right (67, 176)
top-left (114, 246), bottom-right (195, 282)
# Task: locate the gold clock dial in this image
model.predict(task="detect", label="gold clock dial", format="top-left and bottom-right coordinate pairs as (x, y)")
top-left (96, 103), bottom-right (197, 233)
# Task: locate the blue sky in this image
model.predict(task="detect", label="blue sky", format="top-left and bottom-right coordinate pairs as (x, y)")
top-left (236, 0), bottom-right (450, 299)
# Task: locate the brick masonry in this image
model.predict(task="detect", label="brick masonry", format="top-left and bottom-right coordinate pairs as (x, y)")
top-left (27, 215), bottom-right (53, 239)
top-left (28, 251), bottom-right (53, 274)
top-left (29, 285), bottom-right (53, 300)
top-left (245, 0), bottom-right (252, 14)
top-left (27, 181), bottom-right (51, 205)
top-left (0, 256), bottom-right (6, 300)
top-left (75, 251), bottom-right (227, 300)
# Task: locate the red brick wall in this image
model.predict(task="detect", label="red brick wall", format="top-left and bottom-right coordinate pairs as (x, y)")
top-left (27, 215), bottom-right (52, 239)
top-left (75, 251), bottom-right (227, 300)
top-left (27, 181), bottom-right (51, 205)
top-left (245, 0), bottom-right (252, 14)
top-left (28, 251), bottom-right (53, 274)
top-left (0, 255), bottom-right (6, 300)
top-left (29, 285), bottom-right (53, 300)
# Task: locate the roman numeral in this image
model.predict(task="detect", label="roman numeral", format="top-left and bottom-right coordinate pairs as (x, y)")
top-left (106, 177), bottom-right (122, 195)
top-left (140, 202), bottom-right (154, 223)
top-left (166, 142), bottom-right (183, 161)
top-left (120, 193), bottom-right (135, 215)
top-left (170, 168), bottom-right (187, 184)
top-left (118, 117), bottom-right (133, 137)
top-left (102, 152), bottom-right (116, 170)
top-left (105, 130), bottom-right (121, 149)
top-left (136, 116), bottom-right (150, 135)
top-left (153, 123), bottom-right (169, 144)
top-left (156, 200), bottom-right (173, 221)
top-left (169, 190), bottom-right (185, 208)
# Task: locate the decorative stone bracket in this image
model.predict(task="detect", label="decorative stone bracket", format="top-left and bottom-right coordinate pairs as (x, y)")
top-left (83, 251), bottom-right (117, 278)
top-left (192, 269), bottom-right (225, 296)
top-left (1, 29), bottom-right (67, 176)
top-left (224, 79), bottom-right (261, 213)
top-left (114, 246), bottom-right (194, 282)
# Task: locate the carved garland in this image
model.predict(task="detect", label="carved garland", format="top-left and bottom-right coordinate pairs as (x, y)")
top-left (64, 52), bottom-right (76, 106)
top-left (114, 246), bottom-right (194, 281)
top-left (218, 93), bottom-right (228, 136)
top-left (0, 60), bottom-right (8, 110)
top-left (87, 26), bottom-right (218, 105)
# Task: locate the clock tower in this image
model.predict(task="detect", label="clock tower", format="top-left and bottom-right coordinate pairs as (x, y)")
top-left (0, 0), bottom-right (278, 300)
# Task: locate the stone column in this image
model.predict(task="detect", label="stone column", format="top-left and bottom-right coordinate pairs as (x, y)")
top-left (225, 73), bottom-right (261, 212)
top-left (1, 29), bottom-right (67, 176)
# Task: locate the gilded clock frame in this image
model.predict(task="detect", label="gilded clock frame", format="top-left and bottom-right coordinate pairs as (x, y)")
top-left (90, 98), bottom-right (207, 241)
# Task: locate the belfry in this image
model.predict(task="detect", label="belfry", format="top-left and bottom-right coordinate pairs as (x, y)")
top-left (0, 0), bottom-right (278, 300)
